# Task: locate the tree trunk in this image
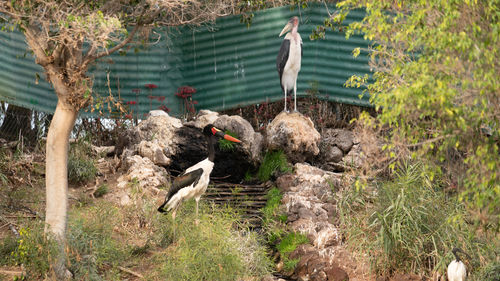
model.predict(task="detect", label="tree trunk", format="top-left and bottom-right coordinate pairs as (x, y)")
top-left (45, 100), bottom-right (77, 280)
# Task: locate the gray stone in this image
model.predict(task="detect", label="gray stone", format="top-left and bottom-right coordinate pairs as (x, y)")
top-left (266, 112), bottom-right (321, 163)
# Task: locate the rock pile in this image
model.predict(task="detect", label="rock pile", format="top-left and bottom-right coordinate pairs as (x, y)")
top-left (275, 163), bottom-right (349, 281)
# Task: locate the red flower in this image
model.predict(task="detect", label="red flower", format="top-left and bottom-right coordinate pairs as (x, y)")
top-left (159, 105), bottom-right (170, 112)
top-left (145, 83), bottom-right (158, 89)
top-left (148, 95), bottom-right (155, 100)
top-left (157, 96), bottom-right (166, 102)
top-left (132, 88), bottom-right (141, 93)
top-left (130, 101), bottom-right (137, 105)
top-left (192, 100), bottom-right (198, 105)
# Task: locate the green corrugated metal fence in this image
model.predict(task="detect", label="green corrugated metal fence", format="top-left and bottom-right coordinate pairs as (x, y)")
top-left (0, 4), bottom-right (371, 117)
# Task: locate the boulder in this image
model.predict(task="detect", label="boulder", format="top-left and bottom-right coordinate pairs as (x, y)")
top-left (290, 245), bottom-right (349, 281)
top-left (118, 112), bottom-right (183, 163)
top-left (137, 140), bottom-right (171, 166)
top-left (214, 114), bottom-right (264, 164)
top-left (266, 112), bottom-right (321, 163)
top-left (322, 129), bottom-right (354, 154)
top-left (118, 155), bottom-right (169, 191)
top-left (185, 110), bottom-right (220, 129)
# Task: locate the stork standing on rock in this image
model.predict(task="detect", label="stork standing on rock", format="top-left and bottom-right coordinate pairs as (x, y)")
top-left (157, 124), bottom-right (241, 229)
top-left (276, 16), bottom-right (302, 112)
top-left (447, 247), bottom-right (471, 281)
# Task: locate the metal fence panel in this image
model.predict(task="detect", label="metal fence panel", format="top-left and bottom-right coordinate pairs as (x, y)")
top-left (0, 4), bottom-right (370, 117)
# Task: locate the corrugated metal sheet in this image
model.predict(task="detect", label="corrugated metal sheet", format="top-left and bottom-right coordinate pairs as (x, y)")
top-left (180, 5), bottom-right (370, 111)
top-left (0, 29), bottom-right (56, 113)
top-left (0, 4), bottom-right (370, 117)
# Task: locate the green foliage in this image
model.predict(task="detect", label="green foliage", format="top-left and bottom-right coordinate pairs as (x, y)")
top-left (262, 187), bottom-right (283, 224)
top-left (0, 235), bottom-right (17, 265)
top-left (93, 184), bottom-right (109, 198)
top-left (67, 203), bottom-right (127, 280)
top-left (261, 187), bottom-right (310, 272)
top-left (333, 0), bottom-right (500, 228)
top-left (277, 232), bottom-right (309, 271)
top-left (257, 150), bottom-right (292, 182)
top-left (155, 201), bottom-right (272, 280)
top-left (11, 222), bottom-right (58, 279)
top-left (338, 161), bottom-right (499, 277)
top-left (68, 138), bottom-right (98, 185)
top-left (218, 130), bottom-right (238, 152)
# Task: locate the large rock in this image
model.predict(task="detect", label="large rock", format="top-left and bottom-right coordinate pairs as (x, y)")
top-left (118, 111), bottom-right (183, 164)
top-left (185, 110), bottom-right (220, 129)
top-left (117, 155), bottom-right (169, 203)
top-left (214, 114), bottom-right (264, 164)
top-left (322, 129), bottom-right (354, 154)
top-left (266, 112), bottom-right (321, 163)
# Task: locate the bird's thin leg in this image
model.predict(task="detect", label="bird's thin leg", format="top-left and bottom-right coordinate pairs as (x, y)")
top-left (172, 209), bottom-right (177, 240)
top-left (194, 198), bottom-right (200, 226)
top-left (294, 80), bottom-right (297, 112)
top-left (283, 85), bottom-right (287, 112)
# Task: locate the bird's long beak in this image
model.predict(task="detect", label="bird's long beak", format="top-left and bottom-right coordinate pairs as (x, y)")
top-left (211, 127), bottom-right (242, 143)
top-left (279, 22), bottom-right (292, 37)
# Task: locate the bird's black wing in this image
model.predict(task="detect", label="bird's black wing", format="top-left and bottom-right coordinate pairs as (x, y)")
top-left (158, 168), bottom-right (203, 213)
top-left (276, 39), bottom-right (290, 91)
top-left (168, 168), bottom-right (203, 201)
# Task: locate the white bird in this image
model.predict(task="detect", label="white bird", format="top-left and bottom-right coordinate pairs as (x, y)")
top-left (277, 16), bottom-right (302, 112)
top-left (157, 124), bottom-right (241, 226)
top-left (448, 247), bottom-right (470, 281)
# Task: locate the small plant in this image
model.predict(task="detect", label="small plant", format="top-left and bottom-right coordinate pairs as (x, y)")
top-left (218, 130), bottom-right (238, 152)
top-left (257, 150), bottom-right (292, 182)
top-left (68, 137), bottom-right (97, 185)
top-left (68, 155), bottom-right (97, 184)
top-left (11, 223), bottom-right (58, 279)
top-left (277, 232), bottom-right (309, 272)
top-left (93, 184), bottom-right (109, 198)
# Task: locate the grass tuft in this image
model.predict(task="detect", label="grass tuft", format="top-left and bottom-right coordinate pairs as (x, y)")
top-left (153, 201), bottom-right (272, 280)
top-left (257, 150), bottom-right (292, 182)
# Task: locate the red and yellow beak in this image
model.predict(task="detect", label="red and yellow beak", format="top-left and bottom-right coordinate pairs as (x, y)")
top-left (211, 127), bottom-right (242, 143)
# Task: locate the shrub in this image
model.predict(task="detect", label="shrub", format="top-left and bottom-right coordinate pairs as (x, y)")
top-left (11, 222), bottom-right (58, 279)
top-left (257, 150), bottom-right (292, 182)
top-left (338, 161), bottom-right (499, 277)
top-left (326, 0), bottom-right (500, 229)
top-left (93, 184), bottom-right (109, 198)
top-left (68, 138), bottom-right (97, 184)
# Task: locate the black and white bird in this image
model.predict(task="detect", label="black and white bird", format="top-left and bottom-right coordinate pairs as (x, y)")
top-left (157, 124), bottom-right (241, 225)
top-left (276, 16), bottom-right (302, 112)
top-left (447, 247), bottom-right (471, 281)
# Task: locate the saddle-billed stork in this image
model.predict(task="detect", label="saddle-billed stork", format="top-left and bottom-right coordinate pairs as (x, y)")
top-left (276, 16), bottom-right (302, 112)
top-left (157, 124), bottom-right (241, 227)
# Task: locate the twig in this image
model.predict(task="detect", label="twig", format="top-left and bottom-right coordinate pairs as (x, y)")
top-left (406, 136), bottom-right (447, 148)
top-left (0, 268), bottom-right (23, 276)
top-left (117, 266), bottom-right (143, 279)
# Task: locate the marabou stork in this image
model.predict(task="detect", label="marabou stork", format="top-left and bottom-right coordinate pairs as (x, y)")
top-left (157, 124), bottom-right (241, 227)
top-left (276, 16), bottom-right (302, 112)
top-left (447, 247), bottom-right (471, 281)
